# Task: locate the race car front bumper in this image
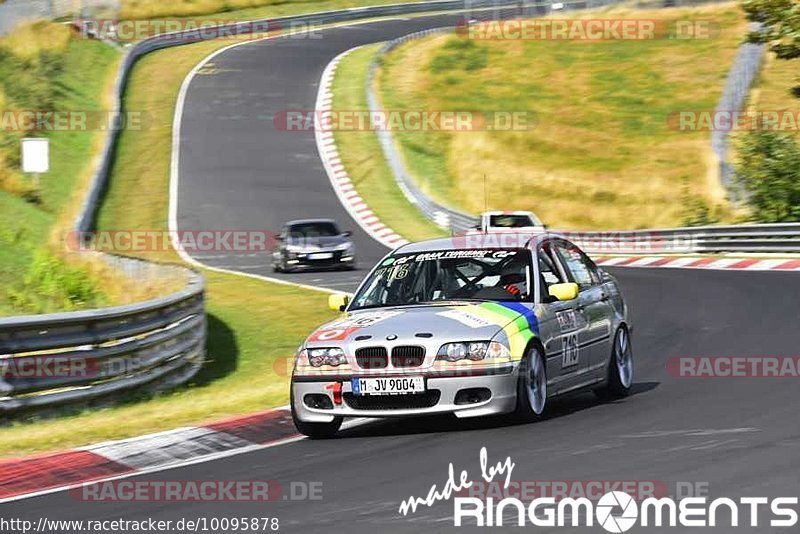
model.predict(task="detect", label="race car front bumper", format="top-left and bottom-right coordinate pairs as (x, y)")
top-left (291, 363), bottom-right (519, 423)
top-left (283, 250), bottom-right (355, 270)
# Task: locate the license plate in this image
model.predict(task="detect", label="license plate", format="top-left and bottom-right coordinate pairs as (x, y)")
top-left (352, 376), bottom-right (425, 396)
top-left (308, 252), bottom-right (333, 260)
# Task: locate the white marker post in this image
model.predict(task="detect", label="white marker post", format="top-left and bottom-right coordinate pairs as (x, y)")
top-left (21, 137), bottom-right (49, 190)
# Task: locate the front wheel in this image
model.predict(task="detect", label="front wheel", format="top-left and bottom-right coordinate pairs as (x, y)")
top-left (514, 346), bottom-right (548, 422)
top-left (595, 325), bottom-right (633, 400)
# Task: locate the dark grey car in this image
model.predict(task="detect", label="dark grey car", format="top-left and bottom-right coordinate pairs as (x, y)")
top-left (272, 219), bottom-right (356, 272)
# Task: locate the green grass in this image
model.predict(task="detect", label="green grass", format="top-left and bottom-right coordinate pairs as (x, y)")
top-left (0, 28), bottom-right (121, 315)
top-left (332, 44), bottom-right (446, 242)
top-left (375, 4), bottom-right (749, 229)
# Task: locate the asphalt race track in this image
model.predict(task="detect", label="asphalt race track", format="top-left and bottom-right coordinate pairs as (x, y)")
top-left (5, 11), bottom-right (800, 534)
top-left (176, 13), bottom-right (489, 292)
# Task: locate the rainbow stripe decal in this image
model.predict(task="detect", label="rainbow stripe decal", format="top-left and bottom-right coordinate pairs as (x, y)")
top-left (450, 301), bottom-right (539, 359)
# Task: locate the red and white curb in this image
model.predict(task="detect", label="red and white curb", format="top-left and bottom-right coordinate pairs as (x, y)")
top-left (594, 255), bottom-right (800, 271)
top-left (0, 408), bottom-right (300, 503)
top-left (314, 49), bottom-right (409, 250)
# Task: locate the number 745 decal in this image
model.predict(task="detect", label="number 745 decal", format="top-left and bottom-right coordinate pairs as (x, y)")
top-left (562, 333), bottom-right (579, 368)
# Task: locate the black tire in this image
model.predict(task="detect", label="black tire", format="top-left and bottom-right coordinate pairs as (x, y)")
top-left (594, 325), bottom-right (633, 400)
top-left (291, 390), bottom-right (342, 439)
top-left (279, 256), bottom-right (294, 274)
top-left (513, 346), bottom-right (548, 422)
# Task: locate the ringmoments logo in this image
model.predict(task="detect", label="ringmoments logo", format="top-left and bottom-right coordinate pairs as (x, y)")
top-left (398, 448), bottom-right (800, 530)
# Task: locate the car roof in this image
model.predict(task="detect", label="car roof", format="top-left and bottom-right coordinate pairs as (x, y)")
top-left (482, 210), bottom-right (535, 216)
top-left (394, 232), bottom-right (564, 254)
top-left (284, 218), bottom-right (338, 226)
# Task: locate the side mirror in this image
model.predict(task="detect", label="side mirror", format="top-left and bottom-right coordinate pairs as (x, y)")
top-left (341, 231), bottom-right (352, 237)
top-left (275, 235), bottom-right (284, 242)
top-left (328, 293), bottom-right (350, 312)
top-left (548, 282), bottom-right (579, 302)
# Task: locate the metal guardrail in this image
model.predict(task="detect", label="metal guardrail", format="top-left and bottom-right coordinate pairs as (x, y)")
top-left (0, 255), bottom-right (205, 415)
top-left (557, 223), bottom-right (800, 254)
top-left (711, 23), bottom-right (765, 192)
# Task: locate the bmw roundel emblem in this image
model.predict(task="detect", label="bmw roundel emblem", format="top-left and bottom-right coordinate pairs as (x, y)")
top-left (386, 334), bottom-right (397, 341)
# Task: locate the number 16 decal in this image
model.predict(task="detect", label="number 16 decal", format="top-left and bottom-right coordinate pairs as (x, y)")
top-left (562, 333), bottom-right (579, 368)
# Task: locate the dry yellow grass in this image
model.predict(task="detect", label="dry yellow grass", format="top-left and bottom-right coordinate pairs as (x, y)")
top-left (121, 0), bottom-right (281, 19)
top-left (0, 21), bottom-right (71, 59)
top-left (379, 3), bottom-right (748, 229)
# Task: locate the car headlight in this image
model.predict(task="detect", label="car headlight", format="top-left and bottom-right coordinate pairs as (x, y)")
top-left (337, 242), bottom-right (354, 252)
top-left (436, 341), bottom-right (510, 362)
top-left (303, 347), bottom-right (347, 367)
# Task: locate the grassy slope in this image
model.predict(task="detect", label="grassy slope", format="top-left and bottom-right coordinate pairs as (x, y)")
top-left (0, 27), bottom-right (120, 315)
top-left (332, 44), bottom-right (446, 242)
top-left (377, 4), bottom-right (748, 230)
top-left (0, 35), bottom-right (339, 457)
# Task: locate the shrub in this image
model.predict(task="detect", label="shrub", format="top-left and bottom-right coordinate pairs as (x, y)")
top-left (735, 130), bottom-right (800, 222)
top-left (7, 250), bottom-right (105, 313)
top-left (429, 37), bottom-right (488, 73)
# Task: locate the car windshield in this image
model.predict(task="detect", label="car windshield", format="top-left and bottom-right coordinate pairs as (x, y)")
top-left (288, 222), bottom-right (340, 238)
top-left (350, 249), bottom-right (531, 310)
top-left (489, 214), bottom-right (535, 228)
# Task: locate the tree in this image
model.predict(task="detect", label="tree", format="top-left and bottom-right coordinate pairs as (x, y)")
top-left (735, 131), bottom-right (800, 222)
top-left (742, 0), bottom-right (800, 59)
